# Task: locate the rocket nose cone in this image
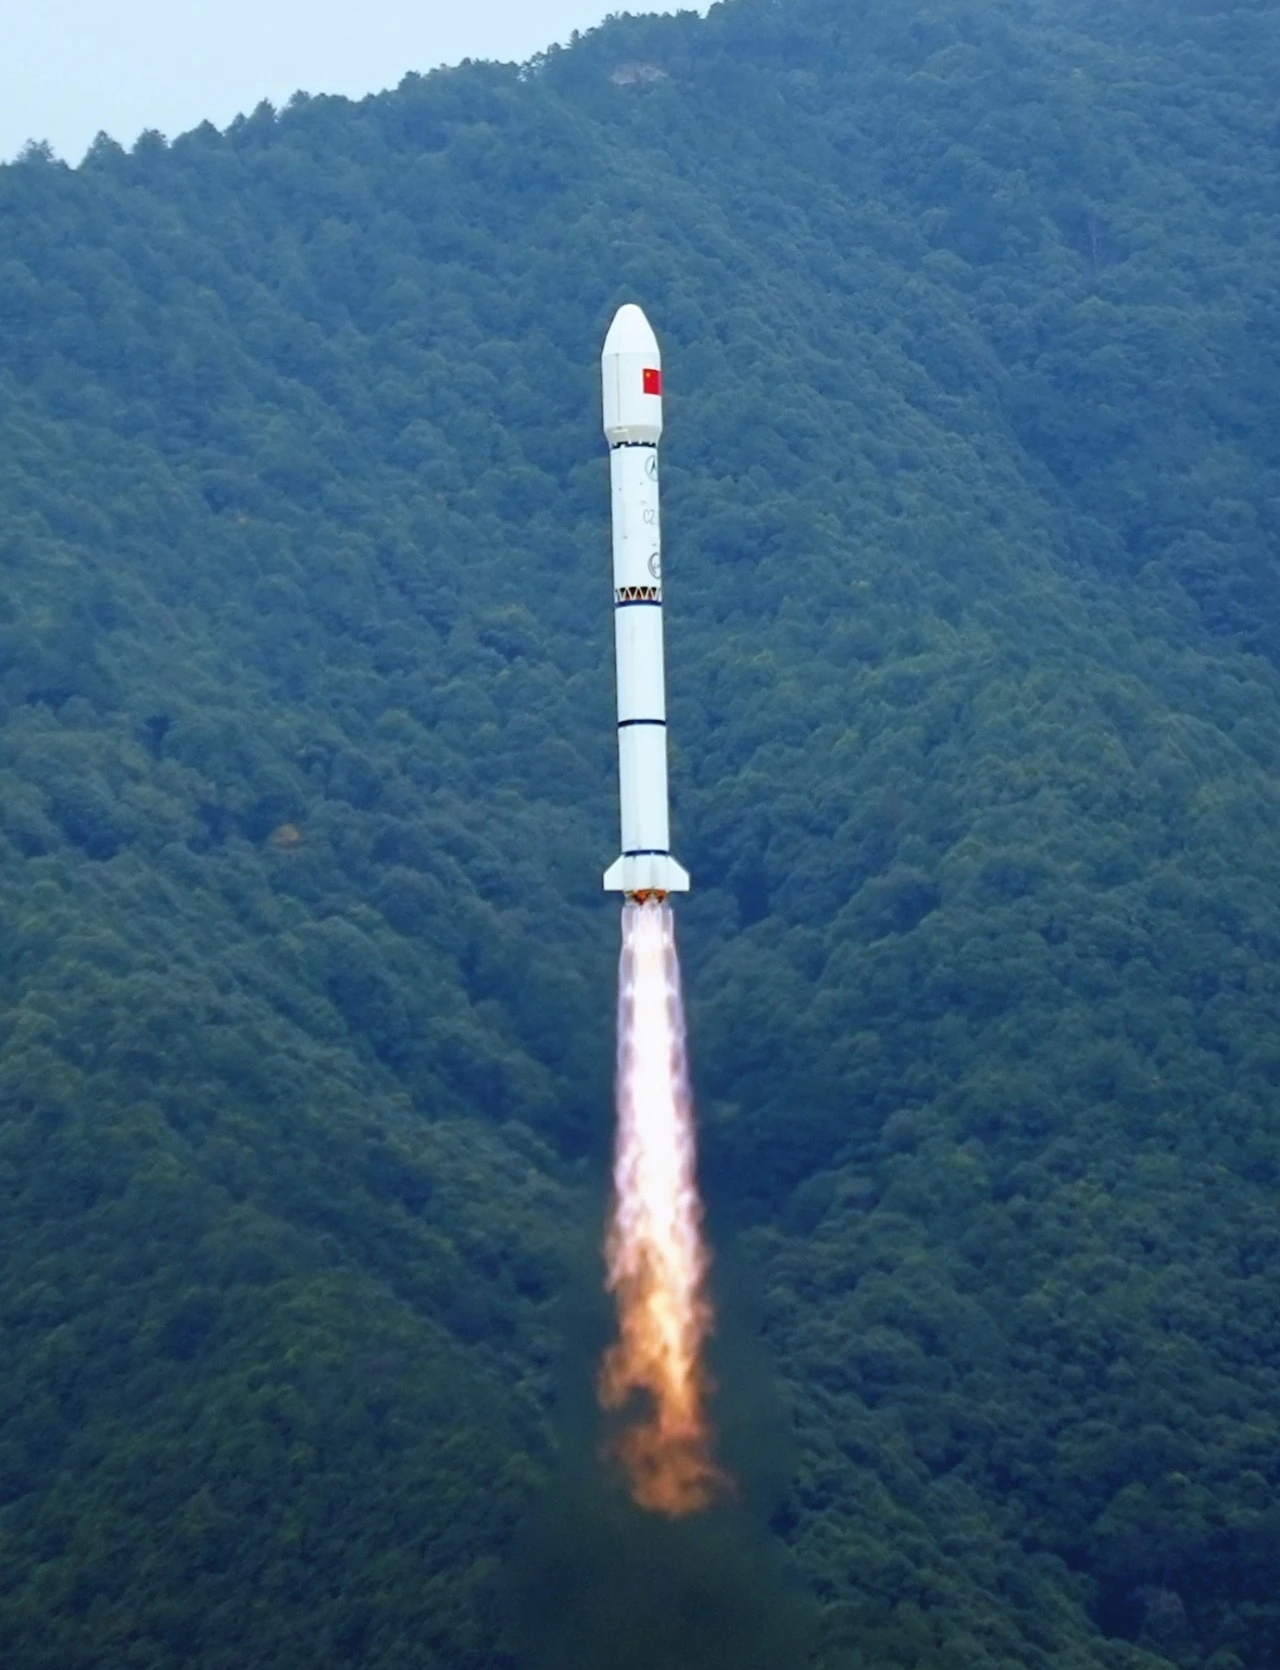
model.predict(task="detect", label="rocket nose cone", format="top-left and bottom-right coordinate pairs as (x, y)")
top-left (602, 301), bottom-right (663, 442)
top-left (603, 303), bottom-right (660, 363)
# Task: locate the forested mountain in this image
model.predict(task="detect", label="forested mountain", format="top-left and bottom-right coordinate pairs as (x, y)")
top-left (2, 0), bottom-right (1279, 1665)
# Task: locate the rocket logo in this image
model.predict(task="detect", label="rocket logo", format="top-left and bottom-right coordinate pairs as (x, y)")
top-left (643, 368), bottom-right (662, 396)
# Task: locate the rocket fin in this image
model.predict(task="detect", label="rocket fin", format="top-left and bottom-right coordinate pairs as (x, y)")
top-left (603, 854), bottom-right (691, 895)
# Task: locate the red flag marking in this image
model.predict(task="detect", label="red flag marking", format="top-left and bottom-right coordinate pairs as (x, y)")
top-left (643, 368), bottom-right (662, 396)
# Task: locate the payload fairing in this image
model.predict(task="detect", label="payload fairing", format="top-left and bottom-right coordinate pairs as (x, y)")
top-left (602, 305), bottom-right (691, 901)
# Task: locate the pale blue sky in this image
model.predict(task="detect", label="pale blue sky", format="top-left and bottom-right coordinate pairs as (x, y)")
top-left (3, 1), bottom-right (708, 164)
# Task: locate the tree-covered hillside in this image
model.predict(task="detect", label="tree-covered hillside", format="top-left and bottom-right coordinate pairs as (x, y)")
top-left (2, 1), bottom-right (1279, 1665)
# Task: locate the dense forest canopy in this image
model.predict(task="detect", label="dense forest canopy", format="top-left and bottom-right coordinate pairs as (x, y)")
top-left (2, 0), bottom-right (1280, 1665)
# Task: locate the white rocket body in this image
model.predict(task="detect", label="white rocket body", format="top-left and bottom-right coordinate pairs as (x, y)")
top-left (601, 305), bottom-right (690, 898)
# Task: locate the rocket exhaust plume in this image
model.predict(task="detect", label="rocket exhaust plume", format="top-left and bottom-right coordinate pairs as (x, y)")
top-left (600, 900), bottom-right (727, 1516)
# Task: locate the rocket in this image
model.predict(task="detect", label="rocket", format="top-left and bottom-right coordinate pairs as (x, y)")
top-left (601, 304), bottom-right (691, 901)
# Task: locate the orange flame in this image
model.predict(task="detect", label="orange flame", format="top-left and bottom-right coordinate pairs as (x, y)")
top-left (600, 900), bottom-right (728, 1516)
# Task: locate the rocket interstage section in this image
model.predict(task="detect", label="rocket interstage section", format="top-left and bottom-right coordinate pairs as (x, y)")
top-left (602, 304), bottom-right (690, 900)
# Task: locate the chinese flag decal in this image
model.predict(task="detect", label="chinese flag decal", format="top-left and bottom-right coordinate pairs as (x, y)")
top-left (643, 367), bottom-right (662, 396)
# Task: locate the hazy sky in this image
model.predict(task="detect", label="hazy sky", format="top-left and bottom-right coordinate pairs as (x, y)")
top-left (3, 1), bottom-right (707, 165)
